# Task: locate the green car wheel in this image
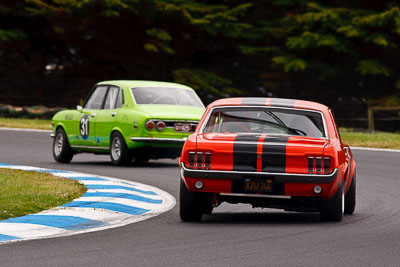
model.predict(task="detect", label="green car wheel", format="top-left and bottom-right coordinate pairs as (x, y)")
top-left (53, 128), bottom-right (74, 163)
top-left (110, 132), bottom-right (131, 166)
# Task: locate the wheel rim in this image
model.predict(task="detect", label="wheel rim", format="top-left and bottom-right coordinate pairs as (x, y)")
top-left (54, 133), bottom-right (63, 156)
top-left (111, 137), bottom-right (121, 160)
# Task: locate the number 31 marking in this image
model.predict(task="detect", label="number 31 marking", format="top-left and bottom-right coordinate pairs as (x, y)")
top-left (80, 114), bottom-right (89, 139)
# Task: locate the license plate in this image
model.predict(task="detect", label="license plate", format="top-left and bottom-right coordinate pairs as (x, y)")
top-left (174, 123), bottom-right (191, 132)
top-left (244, 178), bottom-right (273, 193)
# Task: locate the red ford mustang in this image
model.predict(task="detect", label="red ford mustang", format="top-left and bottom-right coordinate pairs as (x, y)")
top-left (179, 97), bottom-right (356, 222)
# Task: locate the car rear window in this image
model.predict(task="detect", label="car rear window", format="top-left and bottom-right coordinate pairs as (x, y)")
top-left (202, 107), bottom-right (326, 138)
top-left (131, 87), bottom-right (204, 107)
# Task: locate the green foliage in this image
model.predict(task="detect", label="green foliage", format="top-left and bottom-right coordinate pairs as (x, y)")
top-left (263, 1), bottom-right (400, 86)
top-left (383, 96), bottom-right (400, 106)
top-left (146, 28), bottom-right (174, 54)
top-left (239, 45), bottom-right (281, 55)
top-left (25, 0), bottom-right (139, 16)
top-left (286, 32), bottom-right (346, 52)
top-left (365, 34), bottom-right (391, 47)
top-left (357, 59), bottom-right (390, 77)
top-left (147, 28), bottom-right (172, 42)
top-left (144, 43), bottom-right (158, 52)
top-left (1, 0), bottom-right (400, 107)
top-left (202, 3), bottom-right (252, 37)
top-left (396, 80), bottom-right (400, 90)
top-left (292, 2), bottom-right (343, 28)
top-left (272, 56), bottom-right (307, 72)
top-left (155, 1), bottom-right (252, 37)
top-left (352, 6), bottom-right (400, 27)
top-left (0, 29), bottom-right (27, 42)
top-left (336, 25), bottom-right (364, 37)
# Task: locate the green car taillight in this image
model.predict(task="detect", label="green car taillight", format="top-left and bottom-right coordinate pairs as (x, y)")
top-left (146, 120), bottom-right (155, 131)
top-left (156, 121), bottom-right (165, 131)
top-left (146, 120), bottom-right (166, 131)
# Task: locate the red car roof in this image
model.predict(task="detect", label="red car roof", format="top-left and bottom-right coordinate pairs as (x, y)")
top-left (208, 97), bottom-right (329, 112)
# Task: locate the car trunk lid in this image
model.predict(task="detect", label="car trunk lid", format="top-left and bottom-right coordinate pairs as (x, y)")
top-left (135, 105), bottom-right (204, 121)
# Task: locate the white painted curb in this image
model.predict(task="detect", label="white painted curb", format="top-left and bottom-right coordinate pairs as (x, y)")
top-left (0, 164), bottom-right (176, 244)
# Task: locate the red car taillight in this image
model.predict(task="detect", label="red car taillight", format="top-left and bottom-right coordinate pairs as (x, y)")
top-left (323, 157), bottom-right (330, 174)
top-left (196, 152), bottom-right (203, 168)
top-left (204, 152), bottom-right (211, 168)
top-left (188, 152), bottom-right (196, 167)
top-left (308, 156), bottom-right (330, 174)
top-left (188, 151), bottom-right (211, 169)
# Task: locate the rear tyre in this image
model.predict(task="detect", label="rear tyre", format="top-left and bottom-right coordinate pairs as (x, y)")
top-left (202, 193), bottom-right (214, 215)
top-left (53, 128), bottom-right (74, 163)
top-left (179, 179), bottom-right (203, 222)
top-left (344, 171), bottom-right (356, 215)
top-left (321, 182), bottom-right (344, 222)
top-left (110, 132), bottom-right (131, 166)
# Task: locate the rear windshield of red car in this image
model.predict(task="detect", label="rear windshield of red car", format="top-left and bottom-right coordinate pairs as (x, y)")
top-left (131, 87), bottom-right (204, 108)
top-left (202, 107), bottom-right (326, 138)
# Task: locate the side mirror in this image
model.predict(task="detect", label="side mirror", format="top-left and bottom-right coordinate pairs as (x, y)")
top-left (77, 105), bottom-right (83, 112)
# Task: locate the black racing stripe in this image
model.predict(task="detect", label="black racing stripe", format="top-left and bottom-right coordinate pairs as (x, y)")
top-left (269, 98), bottom-right (296, 108)
top-left (262, 136), bottom-right (289, 173)
top-left (241, 98), bottom-right (267, 105)
top-left (233, 134), bottom-right (259, 171)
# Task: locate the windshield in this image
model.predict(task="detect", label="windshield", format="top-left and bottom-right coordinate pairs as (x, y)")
top-left (203, 107), bottom-right (326, 138)
top-left (131, 87), bottom-right (204, 108)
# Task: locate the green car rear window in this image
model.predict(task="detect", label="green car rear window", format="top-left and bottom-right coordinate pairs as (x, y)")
top-left (131, 87), bottom-right (203, 107)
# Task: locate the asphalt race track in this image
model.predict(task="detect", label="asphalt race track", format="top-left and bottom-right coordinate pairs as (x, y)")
top-left (1, 129), bottom-right (400, 266)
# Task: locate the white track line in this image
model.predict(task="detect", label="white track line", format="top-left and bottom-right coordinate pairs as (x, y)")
top-left (351, 147), bottom-right (400, 153)
top-left (0, 127), bottom-right (51, 133)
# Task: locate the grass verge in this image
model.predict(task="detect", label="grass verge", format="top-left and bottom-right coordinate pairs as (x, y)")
top-left (0, 117), bottom-right (51, 130)
top-left (0, 169), bottom-right (87, 221)
top-left (340, 128), bottom-right (400, 149)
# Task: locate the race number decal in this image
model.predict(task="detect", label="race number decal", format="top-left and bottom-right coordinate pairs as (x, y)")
top-left (80, 114), bottom-right (89, 139)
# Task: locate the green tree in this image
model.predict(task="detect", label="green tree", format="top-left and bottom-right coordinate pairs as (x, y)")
top-left (240, 1), bottom-right (400, 103)
top-left (1, 0), bottom-right (400, 110)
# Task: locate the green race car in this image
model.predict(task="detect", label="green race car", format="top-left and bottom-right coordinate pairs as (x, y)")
top-left (51, 80), bottom-right (205, 165)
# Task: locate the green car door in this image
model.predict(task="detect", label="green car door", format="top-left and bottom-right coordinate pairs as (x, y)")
top-left (69, 85), bottom-right (109, 148)
top-left (95, 86), bottom-right (123, 149)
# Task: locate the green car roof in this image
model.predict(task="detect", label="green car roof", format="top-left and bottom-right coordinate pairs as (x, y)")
top-left (96, 80), bottom-right (194, 90)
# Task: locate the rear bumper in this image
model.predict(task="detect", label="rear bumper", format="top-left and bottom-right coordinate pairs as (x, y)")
top-left (180, 163), bottom-right (338, 184)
